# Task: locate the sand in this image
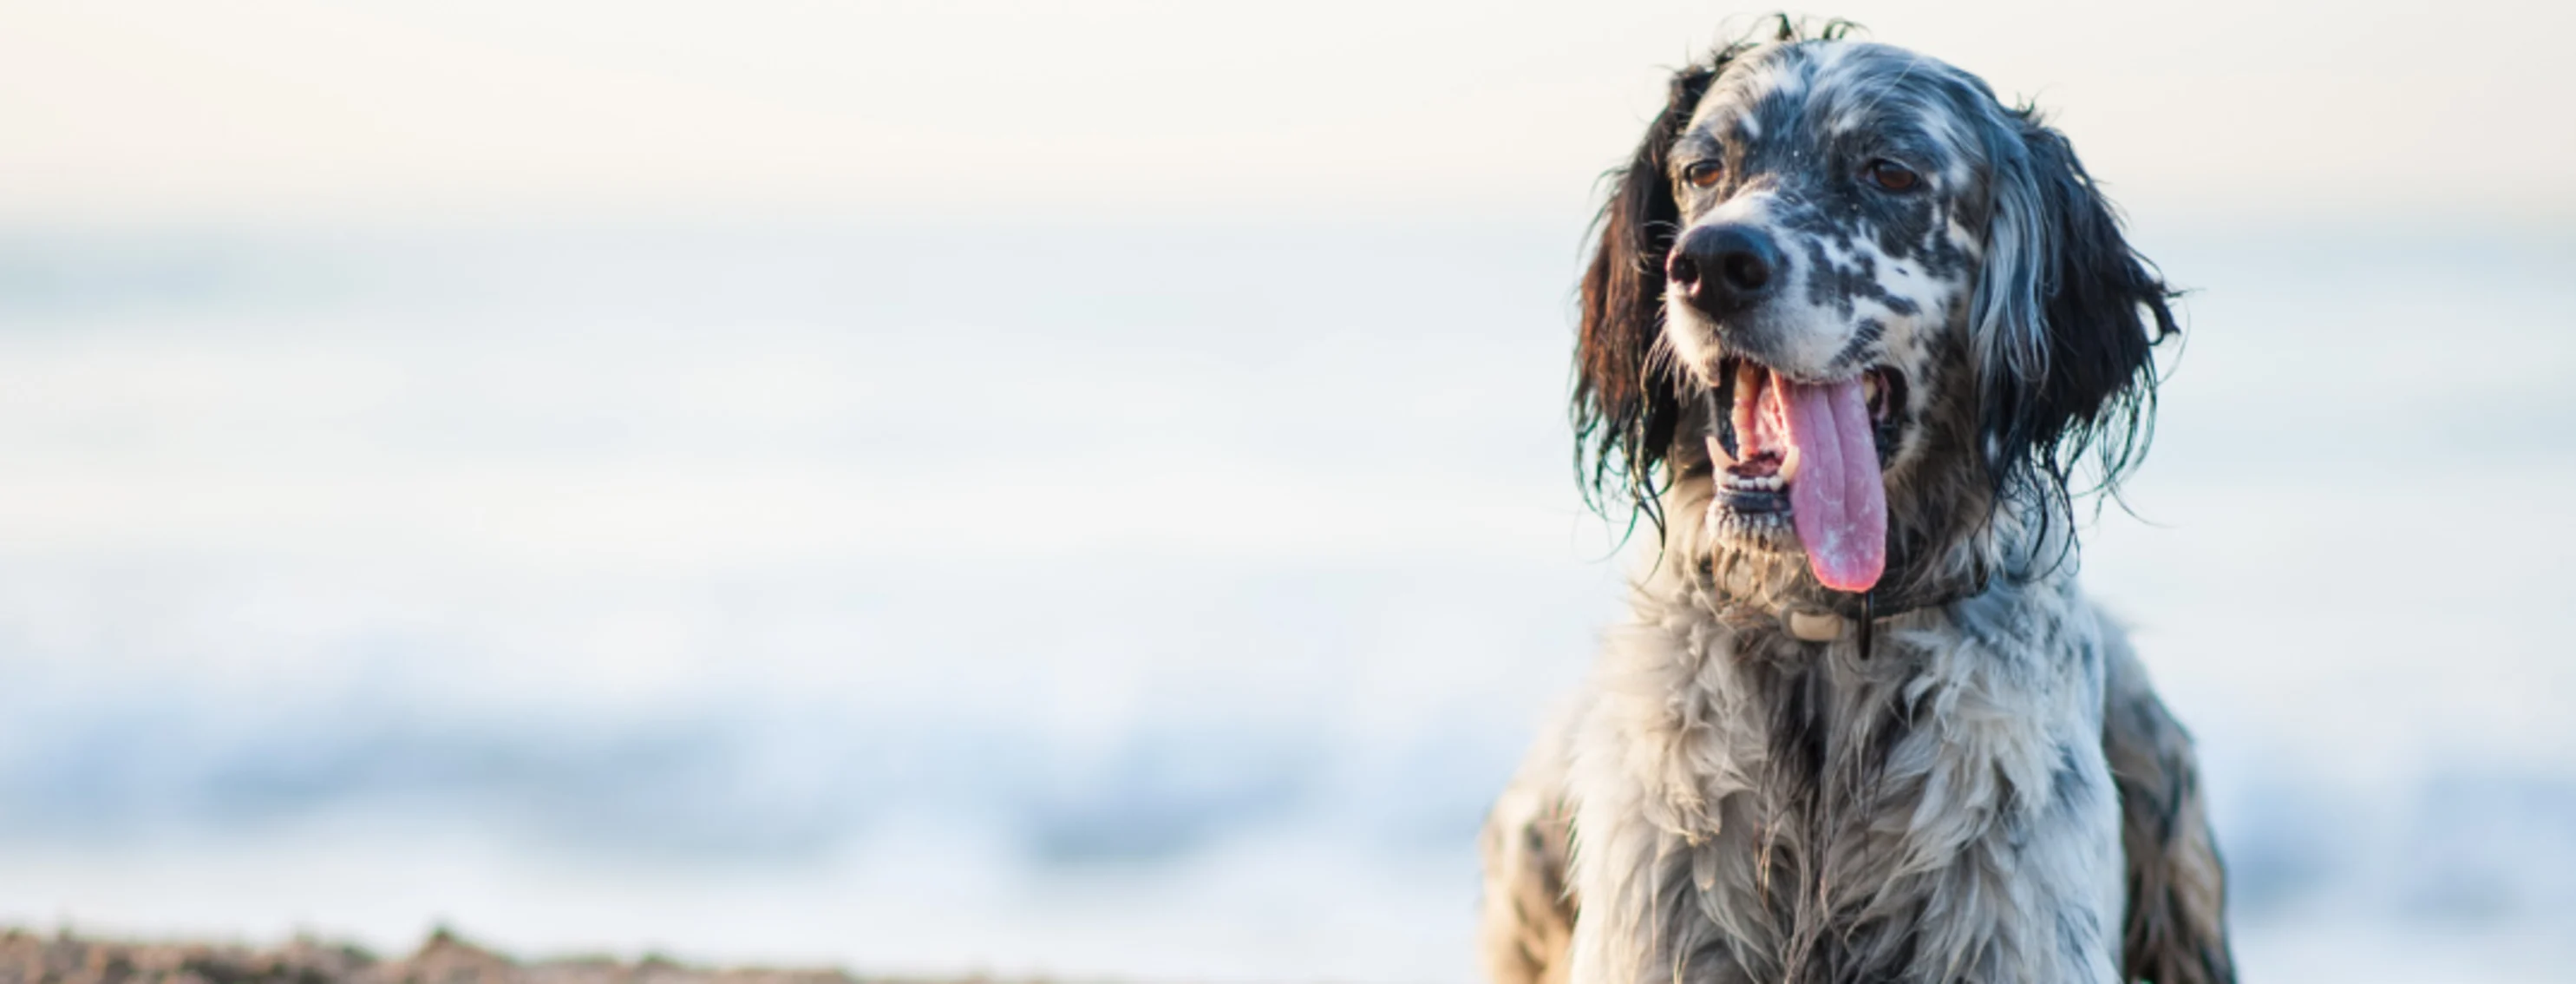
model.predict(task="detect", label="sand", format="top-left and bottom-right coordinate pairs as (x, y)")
top-left (0, 929), bottom-right (984, 984)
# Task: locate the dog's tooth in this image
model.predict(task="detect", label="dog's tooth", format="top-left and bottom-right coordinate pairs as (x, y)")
top-left (1706, 435), bottom-right (1737, 469)
top-left (1780, 445), bottom-right (1801, 483)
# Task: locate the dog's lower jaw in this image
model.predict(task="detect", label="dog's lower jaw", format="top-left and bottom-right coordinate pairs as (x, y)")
top-left (1704, 502), bottom-right (1797, 554)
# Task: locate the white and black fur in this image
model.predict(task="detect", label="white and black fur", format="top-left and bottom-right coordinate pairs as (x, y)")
top-left (1480, 23), bottom-right (2233, 984)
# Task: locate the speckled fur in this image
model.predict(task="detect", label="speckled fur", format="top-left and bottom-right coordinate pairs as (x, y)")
top-left (1484, 26), bottom-right (2233, 984)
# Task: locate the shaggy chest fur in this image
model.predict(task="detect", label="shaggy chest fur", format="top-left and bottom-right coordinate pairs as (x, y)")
top-left (1560, 574), bottom-right (2124, 984)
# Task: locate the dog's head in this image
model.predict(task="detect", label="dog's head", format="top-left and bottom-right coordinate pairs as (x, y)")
top-left (1576, 25), bottom-right (2175, 606)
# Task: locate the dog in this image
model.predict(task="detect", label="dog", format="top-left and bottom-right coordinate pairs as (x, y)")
top-left (1477, 22), bottom-right (2234, 984)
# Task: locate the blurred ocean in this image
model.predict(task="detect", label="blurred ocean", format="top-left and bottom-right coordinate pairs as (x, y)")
top-left (0, 220), bottom-right (2569, 983)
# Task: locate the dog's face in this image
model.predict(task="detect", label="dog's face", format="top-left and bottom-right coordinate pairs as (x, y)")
top-left (1661, 43), bottom-right (1994, 589)
top-left (1662, 43), bottom-right (1993, 388)
top-left (1575, 36), bottom-right (2174, 604)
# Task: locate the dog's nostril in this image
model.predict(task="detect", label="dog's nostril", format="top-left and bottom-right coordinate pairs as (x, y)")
top-left (1667, 253), bottom-right (1702, 288)
top-left (1719, 252), bottom-right (1771, 292)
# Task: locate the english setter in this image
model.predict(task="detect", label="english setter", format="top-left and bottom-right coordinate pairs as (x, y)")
top-left (1478, 23), bottom-right (2235, 984)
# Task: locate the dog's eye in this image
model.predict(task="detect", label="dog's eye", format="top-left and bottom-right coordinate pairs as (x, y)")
top-left (1864, 160), bottom-right (1921, 192)
top-left (1681, 161), bottom-right (1724, 188)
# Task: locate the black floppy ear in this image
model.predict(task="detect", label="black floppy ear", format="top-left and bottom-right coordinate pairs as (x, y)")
top-left (1574, 56), bottom-right (1729, 531)
top-left (1969, 110), bottom-right (2179, 508)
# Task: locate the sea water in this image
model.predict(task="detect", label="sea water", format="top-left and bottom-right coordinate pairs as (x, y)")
top-left (0, 221), bottom-right (2566, 982)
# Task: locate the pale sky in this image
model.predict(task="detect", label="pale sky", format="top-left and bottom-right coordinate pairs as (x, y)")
top-left (3, 0), bottom-right (2571, 225)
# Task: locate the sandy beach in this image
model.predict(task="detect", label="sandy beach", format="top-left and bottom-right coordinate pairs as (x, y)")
top-left (0, 929), bottom-right (944, 984)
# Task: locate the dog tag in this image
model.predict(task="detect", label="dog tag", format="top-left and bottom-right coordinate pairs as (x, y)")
top-left (1785, 610), bottom-right (1844, 641)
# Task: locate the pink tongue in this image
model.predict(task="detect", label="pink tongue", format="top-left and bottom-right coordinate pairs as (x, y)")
top-left (1778, 376), bottom-right (1887, 593)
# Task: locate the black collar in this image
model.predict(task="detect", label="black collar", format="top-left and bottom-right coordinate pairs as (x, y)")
top-left (1716, 561), bottom-right (1994, 659)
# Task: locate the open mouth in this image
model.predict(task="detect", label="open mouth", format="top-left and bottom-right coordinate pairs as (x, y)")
top-left (1704, 357), bottom-right (1906, 593)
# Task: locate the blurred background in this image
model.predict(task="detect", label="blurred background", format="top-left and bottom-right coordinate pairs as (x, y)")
top-left (2, 2), bottom-right (2571, 981)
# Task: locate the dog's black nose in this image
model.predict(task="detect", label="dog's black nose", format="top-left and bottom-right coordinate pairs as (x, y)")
top-left (1666, 224), bottom-right (1784, 315)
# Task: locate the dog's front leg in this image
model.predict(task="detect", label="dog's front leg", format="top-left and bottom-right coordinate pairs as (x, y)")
top-left (1562, 775), bottom-right (1756, 984)
top-left (1563, 860), bottom-right (1755, 984)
